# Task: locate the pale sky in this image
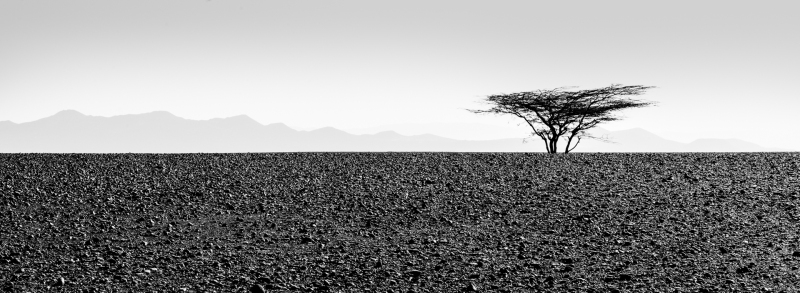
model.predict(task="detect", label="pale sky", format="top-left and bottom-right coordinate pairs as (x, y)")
top-left (1, 0), bottom-right (798, 150)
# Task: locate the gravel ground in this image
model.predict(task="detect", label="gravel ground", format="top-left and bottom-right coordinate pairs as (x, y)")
top-left (1, 152), bottom-right (799, 292)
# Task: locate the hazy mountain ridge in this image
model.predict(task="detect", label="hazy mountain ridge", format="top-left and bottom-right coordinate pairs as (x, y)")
top-left (0, 111), bottom-right (791, 153)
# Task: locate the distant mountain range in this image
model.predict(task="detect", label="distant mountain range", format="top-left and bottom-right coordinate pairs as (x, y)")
top-left (0, 110), bottom-right (792, 153)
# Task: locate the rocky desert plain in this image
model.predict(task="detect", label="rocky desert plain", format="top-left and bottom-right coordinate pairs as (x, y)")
top-left (1, 152), bottom-right (800, 292)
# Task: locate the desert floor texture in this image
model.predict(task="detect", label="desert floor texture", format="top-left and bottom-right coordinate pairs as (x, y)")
top-left (1, 153), bottom-right (799, 292)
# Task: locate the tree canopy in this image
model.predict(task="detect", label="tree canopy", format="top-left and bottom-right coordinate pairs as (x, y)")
top-left (470, 84), bottom-right (656, 153)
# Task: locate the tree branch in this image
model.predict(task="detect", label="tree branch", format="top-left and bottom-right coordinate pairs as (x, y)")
top-left (469, 84), bottom-right (656, 153)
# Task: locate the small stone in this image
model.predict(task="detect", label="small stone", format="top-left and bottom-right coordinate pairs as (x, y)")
top-left (530, 262), bottom-right (542, 270)
top-left (462, 282), bottom-right (479, 292)
top-left (618, 274), bottom-right (632, 281)
top-left (249, 284), bottom-right (266, 293)
top-left (53, 277), bottom-right (65, 287)
top-left (736, 266), bottom-right (750, 274)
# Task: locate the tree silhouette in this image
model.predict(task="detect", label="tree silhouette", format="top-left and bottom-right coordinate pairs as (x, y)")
top-left (470, 84), bottom-right (656, 153)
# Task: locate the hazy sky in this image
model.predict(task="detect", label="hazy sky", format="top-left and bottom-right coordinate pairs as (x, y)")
top-left (2, 0), bottom-right (798, 149)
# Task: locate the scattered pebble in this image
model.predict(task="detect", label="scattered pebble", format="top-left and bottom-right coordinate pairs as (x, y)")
top-left (249, 284), bottom-right (266, 293)
top-left (462, 282), bottom-right (479, 292)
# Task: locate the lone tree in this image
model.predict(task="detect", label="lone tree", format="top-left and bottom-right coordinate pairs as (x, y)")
top-left (470, 84), bottom-right (656, 153)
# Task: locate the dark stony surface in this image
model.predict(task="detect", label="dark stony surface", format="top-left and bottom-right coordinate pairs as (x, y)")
top-left (1, 153), bottom-right (799, 292)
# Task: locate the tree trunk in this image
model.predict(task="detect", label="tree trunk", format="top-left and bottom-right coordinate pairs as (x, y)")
top-left (549, 135), bottom-right (559, 154)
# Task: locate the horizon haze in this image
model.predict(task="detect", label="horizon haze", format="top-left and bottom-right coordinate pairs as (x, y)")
top-left (2, 1), bottom-right (798, 151)
top-left (0, 110), bottom-right (790, 153)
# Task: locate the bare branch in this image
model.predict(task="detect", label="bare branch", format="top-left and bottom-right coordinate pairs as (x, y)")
top-left (469, 84), bottom-right (656, 153)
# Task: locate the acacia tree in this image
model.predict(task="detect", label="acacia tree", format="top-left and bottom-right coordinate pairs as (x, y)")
top-left (470, 84), bottom-right (656, 153)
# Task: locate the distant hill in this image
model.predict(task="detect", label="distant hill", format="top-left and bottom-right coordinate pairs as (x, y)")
top-left (0, 111), bottom-right (792, 153)
top-left (575, 127), bottom-right (791, 152)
